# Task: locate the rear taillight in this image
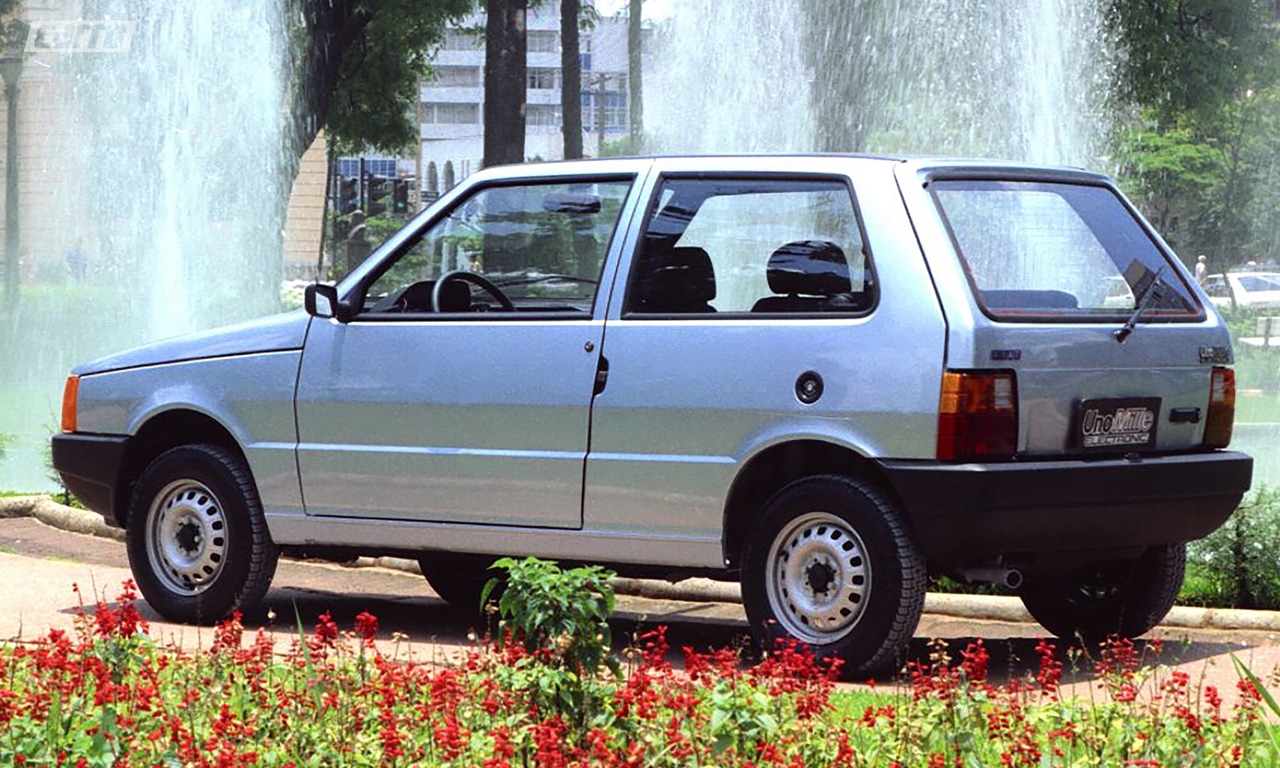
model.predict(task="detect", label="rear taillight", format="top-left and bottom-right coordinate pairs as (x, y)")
top-left (61, 375), bottom-right (79, 433)
top-left (1204, 366), bottom-right (1235, 449)
top-left (936, 370), bottom-right (1018, 461)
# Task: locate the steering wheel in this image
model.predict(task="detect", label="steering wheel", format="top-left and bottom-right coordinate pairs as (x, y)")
top-left (432, 270), bottom-right (515, 312)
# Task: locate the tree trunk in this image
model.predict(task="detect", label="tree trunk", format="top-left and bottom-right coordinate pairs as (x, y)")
top-left (561, 0), bottom-right (583, 160)
top-left (484, 0), bottom-right (529, 168)
top-left (628, 0), bottom-right (643, 152)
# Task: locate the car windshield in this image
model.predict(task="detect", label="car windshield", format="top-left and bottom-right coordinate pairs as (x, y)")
top-left (932, 180), bottom-right (1201, 322)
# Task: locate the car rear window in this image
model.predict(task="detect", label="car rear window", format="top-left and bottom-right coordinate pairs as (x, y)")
top-left (931, 180), bottom-right (1202, 322)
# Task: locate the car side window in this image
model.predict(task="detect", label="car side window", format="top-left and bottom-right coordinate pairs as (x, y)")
top-left (625, 178), bottom-right (872, 315)
top-left (361, 178), bottom-right (633, 316)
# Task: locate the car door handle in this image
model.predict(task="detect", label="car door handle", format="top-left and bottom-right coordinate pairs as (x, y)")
top-left (594, 355), bottom-right (609, 395)
top-left (1169, 407), bottom-right (1201, 424)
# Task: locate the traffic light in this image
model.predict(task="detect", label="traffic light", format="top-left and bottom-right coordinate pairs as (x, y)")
top-left (337, 176), bottom-right (358, 215)
top-left (366, 174), bottom-right (391, 217)
top-left (393, 179), bottom-right (410, 214)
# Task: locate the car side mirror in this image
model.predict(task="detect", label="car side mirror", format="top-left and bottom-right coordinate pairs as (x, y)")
top-left (305, 283), bottom-right (352, 323)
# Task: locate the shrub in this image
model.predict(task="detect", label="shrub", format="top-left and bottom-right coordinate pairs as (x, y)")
top-left (1186, 485), bottom-right (1280, 609)
top-left (484, 556), bottom-right (619, 732)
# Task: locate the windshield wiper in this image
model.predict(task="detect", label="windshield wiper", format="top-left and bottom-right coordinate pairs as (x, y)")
top-left (1114, 265), bottom-right (1166, 343)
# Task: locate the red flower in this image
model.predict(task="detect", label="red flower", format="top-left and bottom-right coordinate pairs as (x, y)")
top-left (1035, 639), bottom-right (1062, 697)
top-left (355, 611), bottom-right (379, 644)
top-left (313, 612), bottom-right (339, 647)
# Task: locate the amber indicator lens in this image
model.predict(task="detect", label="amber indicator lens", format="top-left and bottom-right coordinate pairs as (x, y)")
top-left (1204, 367), bottom-right (1235, 449)
top-left (61, 375), bottom-right (80, 433)
top-left (937, 370), bottom-right (1018, 461)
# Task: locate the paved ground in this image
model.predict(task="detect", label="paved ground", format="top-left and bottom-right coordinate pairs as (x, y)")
top-left (4, 514), bottom-right (1280, 703)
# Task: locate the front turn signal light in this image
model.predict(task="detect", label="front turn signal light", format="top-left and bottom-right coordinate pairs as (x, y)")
top-left (1203, 367), bottom-right (1235, 449)
top-left (936, 370), bottom-right (1018, 461)
top-left (61, 375), bottom-right (79, 433)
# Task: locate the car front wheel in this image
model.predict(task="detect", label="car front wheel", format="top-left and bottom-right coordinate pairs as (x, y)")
top-left (418, 552), bottom-right (503, 617)
top-left (741, 475), bottom-right (926, 675)
top-left (126, 444), bottom-right (278, 624)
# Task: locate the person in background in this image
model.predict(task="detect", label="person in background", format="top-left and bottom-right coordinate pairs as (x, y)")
top-left (1195, 254), bottom-right (1207, 284)
top-left (66, 239), bottom-right (87, 282)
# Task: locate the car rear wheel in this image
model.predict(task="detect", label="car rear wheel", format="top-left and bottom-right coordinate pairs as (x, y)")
top-left (126, 444), bottom-right (278, 624)
top-left (741, 475), bottom-right (926, 675)
top-left (1018, 543), bottom-right (1186, 643)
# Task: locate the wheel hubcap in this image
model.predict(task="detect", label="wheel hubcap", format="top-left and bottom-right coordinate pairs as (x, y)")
top-left (766, 511), bottom-right (870, 644)
top-left (146, 479), bottom-right (228, 595)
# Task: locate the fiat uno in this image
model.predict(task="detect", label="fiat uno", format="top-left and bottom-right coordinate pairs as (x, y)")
top-left (53, 156), bottom-right (1254, 672)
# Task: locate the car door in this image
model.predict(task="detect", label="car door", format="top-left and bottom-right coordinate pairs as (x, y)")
top-left (583, 159), bottom-right (947, 545)
top-left (295, 172), bottom-right (640, 528)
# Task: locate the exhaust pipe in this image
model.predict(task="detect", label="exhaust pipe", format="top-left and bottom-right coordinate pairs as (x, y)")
top-left (950, 565), bottom-right (1023, 590)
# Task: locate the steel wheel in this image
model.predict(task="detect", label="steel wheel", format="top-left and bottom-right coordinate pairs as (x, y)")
top-left (742, 475), bottom-right (925, 675)
top-left (145, 479), bottom-right (228, 595)
top-left (127, 444), bottom-right (278, 624)
top-left (766, 511), bottom-right (871, 643)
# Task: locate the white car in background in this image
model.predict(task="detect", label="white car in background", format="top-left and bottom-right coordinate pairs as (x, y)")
top-left (1203, 272), bottom-right (1280, 310)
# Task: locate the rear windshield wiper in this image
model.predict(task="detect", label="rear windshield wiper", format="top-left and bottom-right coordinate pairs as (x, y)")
top-left (1114, 265), bottom-right (1167, 343)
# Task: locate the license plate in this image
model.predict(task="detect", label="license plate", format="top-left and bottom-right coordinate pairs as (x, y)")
top-left (1077, 397), bottom-right (1161, 451)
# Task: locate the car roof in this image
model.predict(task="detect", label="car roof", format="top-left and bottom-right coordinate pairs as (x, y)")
top-left (466, 154), bottom-right (1111, 185)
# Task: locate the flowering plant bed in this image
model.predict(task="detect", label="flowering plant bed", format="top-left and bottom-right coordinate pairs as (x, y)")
top-left (1, 575), bottom-right (1277, 767)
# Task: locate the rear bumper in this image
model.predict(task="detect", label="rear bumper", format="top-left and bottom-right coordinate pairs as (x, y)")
top-left (878, 451), bottom-right (1253, 563)
top-left (51, 433), bottom-right (128, 528)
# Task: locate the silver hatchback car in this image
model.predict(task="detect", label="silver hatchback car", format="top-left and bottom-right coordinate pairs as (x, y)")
top-left (53, 155), bottom-right (1253, 673)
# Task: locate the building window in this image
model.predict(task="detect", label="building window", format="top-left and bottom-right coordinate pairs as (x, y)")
top-left (423, 102), bottom-right (480, 124)
top-left (527, 67), bottom-right (558, 90)
top-left (337, 158), bottom-right (398, 178)
top-left (527, 104), bottom-right (561, 131)
top-left (430, 66), bottom-right (481, 88)
top-left (582, 92), bottom-right (629, 132)
top-left (443, 29), bottom-right (482, 50)
top-left (529, 30), bottom-right (558, 53)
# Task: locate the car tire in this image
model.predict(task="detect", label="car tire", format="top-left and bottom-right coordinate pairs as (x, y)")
top-left (126, 444), bottom-right (279, 625)
top-left (1019, 543), bottom-right (1186, 643)
top-left (741, 475), bottom-right (926, 675)
top-left (417, 552), bottom-right (503, 617)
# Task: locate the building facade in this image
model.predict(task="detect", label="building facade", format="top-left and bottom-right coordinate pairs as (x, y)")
top-left (419, 4), bottom-right (634, 201)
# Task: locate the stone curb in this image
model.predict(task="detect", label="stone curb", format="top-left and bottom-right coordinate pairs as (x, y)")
top-left (6, 496), bottom-right (1280, 633)
top-left (0, 495), bottom-right (125, 543)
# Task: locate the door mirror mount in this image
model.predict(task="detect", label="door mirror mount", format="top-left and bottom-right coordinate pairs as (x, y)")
top-left (304, 283), bottom-right (353, 323)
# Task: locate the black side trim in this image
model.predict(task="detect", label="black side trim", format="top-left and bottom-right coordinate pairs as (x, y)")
top-left (878, 451), bottom-right (1253, 564)
top-left (51, 433), bottom-right (129, 527)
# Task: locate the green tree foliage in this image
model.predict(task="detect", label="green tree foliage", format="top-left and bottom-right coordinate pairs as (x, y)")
top-left (1109, 0), bottom-right (1275, 126)
top-left (319, 0), bottom-right (475, 156)
top-left (1110, 0), bottom-right (1280, 268)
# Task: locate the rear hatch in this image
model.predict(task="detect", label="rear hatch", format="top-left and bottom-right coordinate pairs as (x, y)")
top-left (896, 162), bottom-right (1234, 460)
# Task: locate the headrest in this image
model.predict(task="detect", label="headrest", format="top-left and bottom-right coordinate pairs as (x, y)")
top-left (648, 246), bottom-right (716, 302)
top-left (766, 240), bottom-right (852, 296)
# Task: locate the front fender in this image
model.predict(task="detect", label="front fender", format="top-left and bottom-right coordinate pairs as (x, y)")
top-left (75, 350), bottom-right (305, 517)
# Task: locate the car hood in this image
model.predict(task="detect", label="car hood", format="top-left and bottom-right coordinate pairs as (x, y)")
top-left (73, 311), bottom-right (312, 375)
